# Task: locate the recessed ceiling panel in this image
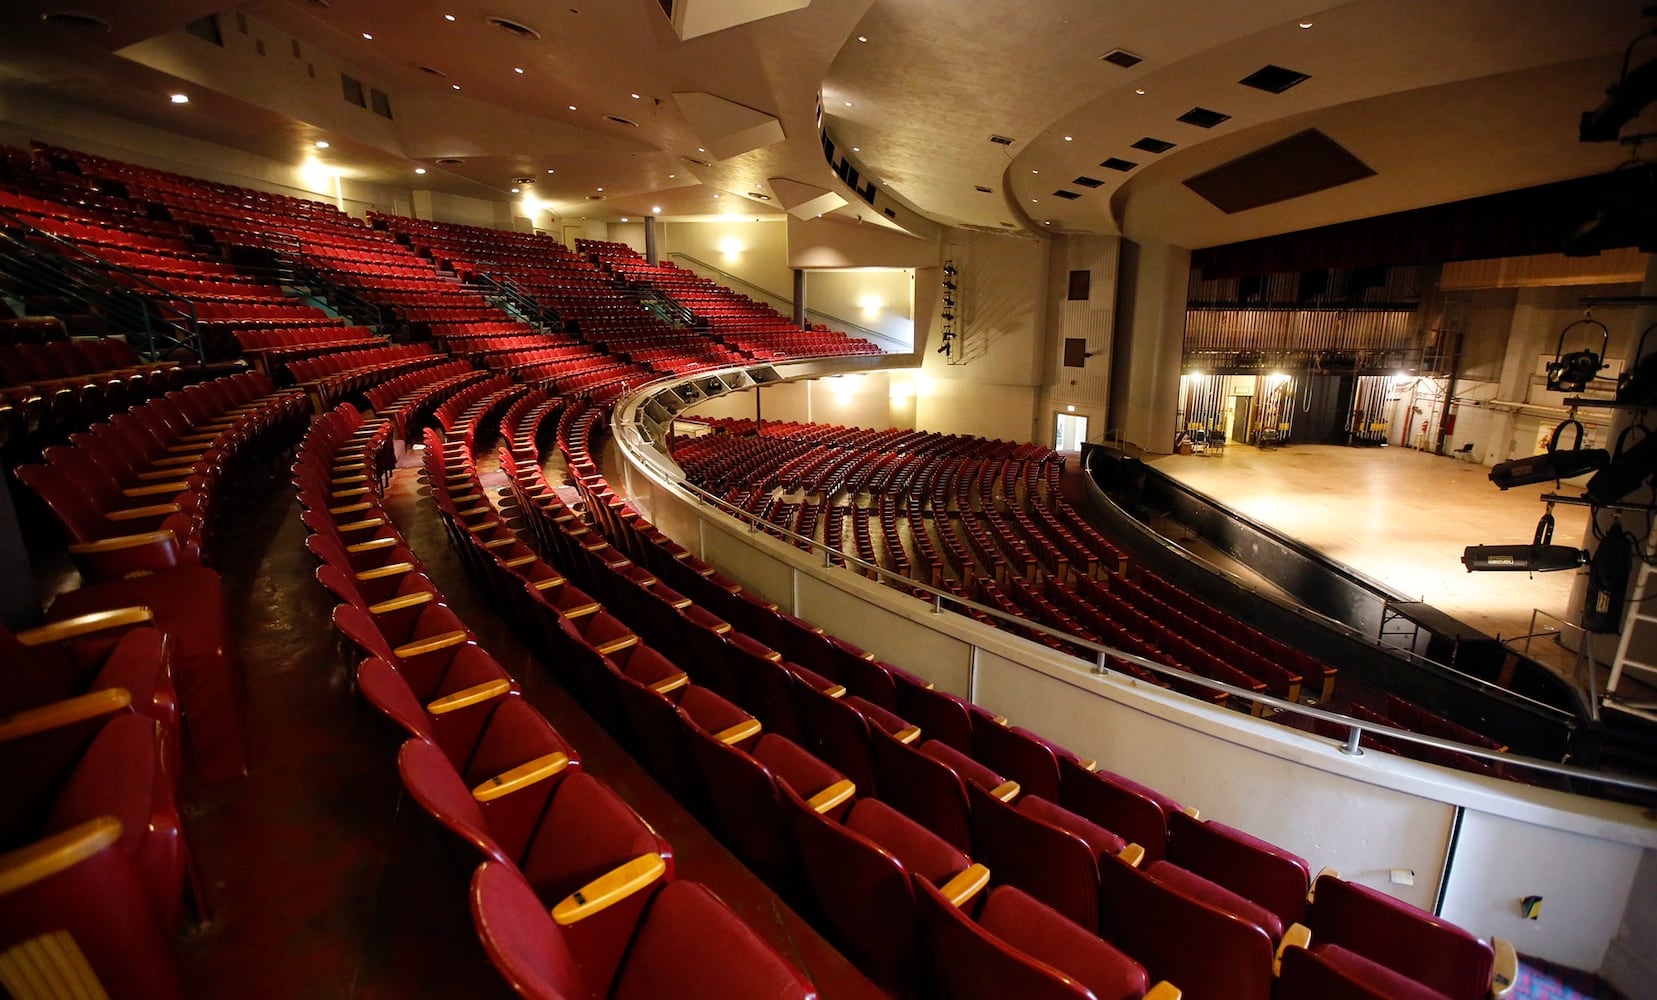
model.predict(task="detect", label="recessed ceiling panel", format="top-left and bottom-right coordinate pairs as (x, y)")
top-left (1182, 129), bottom-right (1376, 215)
top-left (672, 91), bottom-right (785, 160)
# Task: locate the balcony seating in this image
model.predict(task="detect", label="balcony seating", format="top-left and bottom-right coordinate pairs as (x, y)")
top-left (469, 860), bottom-right (820, 1000)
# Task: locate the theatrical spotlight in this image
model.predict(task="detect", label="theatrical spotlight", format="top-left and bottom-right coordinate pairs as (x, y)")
top-left (1488, 419), bottom-right (1607, 489)
top-left (1461, 545), bottom-right (1587, 573)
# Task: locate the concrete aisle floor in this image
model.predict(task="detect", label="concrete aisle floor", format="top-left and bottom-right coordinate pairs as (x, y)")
top-left (1149, 444), bottom-right (1594, 645)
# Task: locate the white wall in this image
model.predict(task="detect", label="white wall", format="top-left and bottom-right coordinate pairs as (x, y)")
top-left (659, 218), bottom-right (793, 300)
top-left (804, 268), bottom-right (914, 347)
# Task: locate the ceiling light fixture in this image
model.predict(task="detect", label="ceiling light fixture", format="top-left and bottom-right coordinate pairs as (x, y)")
top-left (444, 13), bottom-right (456, 21)
top-left (1298, 20), bottom-right (1313, 28)
top-left (451, 84), bottom-right (461, 90)
top-left (652, 206), bottom-right (661, 213)
top-left (415, 167), bottom-right (427, 174)
top-left (315, 140), bottom-right (330, 148)
top-left (697, 147), bottom-right (705, 152)
top-left (630, 92), bottom-right (641, 99)
top-left (668, 173), bottom-right (676, 178)
top-left (843, 101), bottom-right (853, 107)
top-left (568, 104), bottom-right (577, 110)
top-left (858, 35), bottom-right (869, 42)
top-left (361, 32), bottom-right (373, 40)
top-left (621, 217), bottom-right (629, 222)
top-left (1135, 88), bottom-right (1146, 95)
top-left (514, 67), bottom-right (524, 74)
top-left (1063, 135), bottom-right (1073, 142)
top-left (169, 93), bottom-right (189, 104)
top-left (596, 186), bottom-right (604, 191)
top-left (511, 187), bottom-right (520, 192)
top-left (712, 193), bottom-right (720, 199)
top-left (852, 146), bottom-right (860, 152)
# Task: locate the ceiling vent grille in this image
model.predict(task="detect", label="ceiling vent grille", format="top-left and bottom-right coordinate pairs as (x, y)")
top-left (1240, 65), bottom-right (1310, 94)
top-left (1073, 176), bottom-right (1104, 188)
top-left (974, 185), bottom-right (993, 193)
top-left (1177, 107), bottom-right (1231, 128)
top-left (417, 65), bottom-right (448, 77)
top-left (436, 157), bottom-right (465, 165)
top-left (603, 114), bottom-right (640, 127)
top-left (39, 10), bottom-right (112, 30)
top-left (989, 134), bottom-right (1015, 146)
top-left (1053, 190), bottom-right (1081, 200)
top-left (1131, 136), bottom-right (1175, 154)
top-left (486, 16), bottom-right (542, 40)
top-left (1100, 157), bottom-right (1138, 172)
top-left (1101, 49), bottom-right (1142, 68)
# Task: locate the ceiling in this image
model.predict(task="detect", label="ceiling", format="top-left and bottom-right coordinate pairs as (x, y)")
top-left (0, 0), bottom-right (1649, 251)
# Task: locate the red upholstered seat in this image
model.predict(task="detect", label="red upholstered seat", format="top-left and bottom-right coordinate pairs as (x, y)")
top-left (469, 861), bottom-right (818, 1000)
top-left (968, 783), bottom-right (1117, 933)
top-left (1278, 943), bottom-right (1450, 1000)
top-left (1308, 874), bottom-right (1496, 1000)
top-left (1144, 859), bottom-right (1285, 942)
top-left (1166, 808), bottom-right (1311, 928)
top-left (868, 728), bottom-right (975, 852)
top-left (979, 885), bottom-right (1154, 1000)
top-left (1059, 757), bottom-right (1181, 862)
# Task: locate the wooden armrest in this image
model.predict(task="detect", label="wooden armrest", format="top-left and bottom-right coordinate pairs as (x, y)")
top-left (333, 461), bottom-right (366, 472)
top-left (593, 634), bottom-right (639, 656)
top-left (328, 501), bottom-right (375, 516)
top-left (472, 752), bottom-right (571, 802)
top-left (648, 672), bottom-right (689, 696)
top-left (530, 575), bottom-right (568, 591)
top-left (893, 725), bottom-right (922, 745)
top-left (369, 592), bottom-right (435, 615)
top-left (67, 530), bottom-right (178, 556)
top-left (346, 536), bottom-right (398, 553)
top-left (1182, 806), bottom-right (1201, 820)
top-left (0, 817), bottom-right (124, 896)
top-left (16, 607), bottom-right (153, 646)
top-left (989, 780), bottom-right (1020, 802)
top-left (1307, 867), bottom-right (1339, 903)
top-left (394, 630), bottom-right (470, 658)
top-left (333, 474), bottom-right (368, 485)
top-left (1274, 922), bottom-right (1312, 975)
top-left (1076, 758), bottom-right (1097, 771)
top-left (338, 517), bottom-right (385, 533)
top-left (550, 853), bottom-right (668, 926)
top-left (153, 452), bottom-right (205, 466)
top-left (357, 561), bottom-right (415, 581)
top-left (134, 467), bottom-right (187, 481)
top-left (991, 714), bottom-right (1009, 727)
top-left (332, 486), bottom-right (371, 499)
top-left (481, 536), bottom-right (515, 550)
top-left (1118, 844), bottom-right (1146, 868)
top-left (669, 596), bottom-right (693, 610)
top-left (1143, 983), bottom-right (1182, 1000)
top-left (713, 718), bottom-right (762, 745)
top-left (807, 778), bottom-right (856, 813)
top-left (711, 622), bottom-right (733, 635)
top-left (821, 684), bottom-right (847, 699)
top-left (504, 554), bottom-right (537, 569)
top-left (1491, 938), bottom-right (1517, 999)
top-left (938, 863), bottom-right (991, 907)
top-left (122, 480), bottom-right (189, 497)
top-left (107, 502), bottom-right (180, 521)
top-left (0, 689), bottom-right (132, 741)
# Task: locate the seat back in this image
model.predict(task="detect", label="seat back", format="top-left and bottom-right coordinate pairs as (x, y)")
top-left (973, 723), bottom-right (1062, 800)
top-left (1059, 758), bottom-right (1173, 862)
top-left (892, 673), bottom-right (974, 752)
top-left (1166, 809), bottom-right (1311, 928)
top-left (791, 683), bottom-right (879, 794)
top-left (396, 737), bottom-right (514, 868)
top-left (1309, 875), bottom-right (1494, 1000)
top-left (912, 877), bottom-right (1095, 1000)
top-left (1275, 945), bottom-right (1396, 1000)
top-left (469, 861), bottom-right (588, 1000)
top-left (867, 728), bottom-right (973, 852)
top-left (1096, 852), bottom-right (1275, 1000)
top-left (966, 783), bottom-right (1102, 933)
top-left (684, 722), bottom-right (793, 884)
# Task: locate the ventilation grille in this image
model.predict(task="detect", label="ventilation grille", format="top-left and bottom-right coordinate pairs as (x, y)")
top-left (1101, 49), bottom-right (1142, 68)
top-left (989, 134), bottom-right (1015, 146)
top-left (1177, 107), bottom-right (1231, 129)
top-left (603, 114), bottom-right (640, 127)
top-left (1073, 176), bottom-right (1104, 188)
top-left (1240, 65), bottom-right (1310, 95)
top-left (681, 155), bottom-right (712, 167)
top-left (1131, 136), bottom-right (1175, 154)
top-left (436, 157), bottom-right (465, 165)
top-left (486, 16), bottom-right (542, 39)
top-left (1053, 190), bottom-right (1081, 200)
top-left (1100, 157), bottom-right (1137, 172)
top-left (974, 185), bottom-right (993, 194)
top-left (418, 65), bottom-right (447, 77)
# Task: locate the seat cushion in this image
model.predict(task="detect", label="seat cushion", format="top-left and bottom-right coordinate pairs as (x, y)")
top-left (753, 733), bottom-right (843, 799)
top-left (845, 797), bottom-right (968, 886)
top-left (846, 695), bottom-right (912, 738)
top-left (1018, 795), bottom-right (1126, 858)
top-left (613, 881), bottom-right (813, 1000)
top-left (979, 886), bottom-right (1150, 1000)
top-left (1146, 860), bottom-right (1285, 942)
top-left (677, 685), bottom-right (752, 735)
top-left (1314, 944), bottom-right (1455, 1000)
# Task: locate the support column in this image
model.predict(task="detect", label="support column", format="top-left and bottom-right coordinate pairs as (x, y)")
top-left (793, 268), bottom-right (806, 328)
top-left (1109, 240), bottom-right (1190, 453)
top-left (644, 215), bottom-right (658, 265)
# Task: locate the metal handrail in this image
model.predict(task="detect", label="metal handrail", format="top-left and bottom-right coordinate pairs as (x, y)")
top-left (614, 371), bottom-right (1657, 796)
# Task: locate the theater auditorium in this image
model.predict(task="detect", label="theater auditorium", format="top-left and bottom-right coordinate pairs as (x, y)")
top-left (1, 0), bottom-right (1655, 998)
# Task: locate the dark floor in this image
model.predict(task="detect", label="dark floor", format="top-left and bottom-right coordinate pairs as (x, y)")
top-left (171, 440), bottom-right (883, 998)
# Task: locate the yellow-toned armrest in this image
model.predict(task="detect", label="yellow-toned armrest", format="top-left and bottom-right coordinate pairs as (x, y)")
top-left (332, 486), bottom-right (371, 499)
top-left (711, 622), bottom-right (733, 635)
top-left (333, 461), bottom-right (365, 473)
top-left (333, 474), bottom-right (368, 485)
top-left (822, 684), bottom-right (847, 699)
top-left (992, 714), bottom-right (1009, 727)
top-left (122, 480), bottom-right (191, 497)
top-left (593, 634), bottom-right (639, 656)
top-left (669, 596), bottom-right (693, 610)
top-left (153, 451), bottom-right (205, 466)
top-left (1274, 922), bottom-right (1311, 975)
top-left (1118, 844), bottom-right (1146, 869)
top-left (648, 672), bottom-right (689, 696)
top-left (1076, 758), bottom-right (1097, 772)
top-left (550, 853), bottom-right (667, 926)
top-left (346, 536), bottom-right (397, 553)
top-left (17, 607), bottom-right (153, 646)
top-left (807, 778), bottom-right (856, 814)
top-left (329, 501), bottom-right (374, 516)
top-left (107, 502), bottom-right (181, 521)
top-left (473, 752), bottom-right (571, 802)
top-left (134, 467), bottom-right (185, 481)
top-left (531, 575), bottom-right (568, 591)
top-left (0, 689), bottom-right (132, 741)
top-left (1143, 983), bottom-right (1182, 1000)
top-left (0, 817), bottom-right (124, 896)
top-left (1182, 806), bottom-right (1201, 820)
top-left (505, 554), bottom-right (536, 569)
top-left (338, 517), bottom-right (385, 533)
top-left (714, 718), bottom-right (761, 745)
top-left (990, 780), bottom-right (1020, 802)
top-left (893, 725), bottom-right (921, 745)
top-left (1490, 938), bottom-right (1517, 999)
top-left (939, 863), bottom-right (991, 907)
top-left (481, 536), bottom-right (515, 550)
top-left (357, 561), bottom-right (414, 581)
top-left (68, 530), bottom-right (178, 556)
top-left (394, 630), bottom-right (470, 659)
top-left (1308, 867), bottom-right (1339, 903)
top-left (369, 592), bottom-right (435, 615)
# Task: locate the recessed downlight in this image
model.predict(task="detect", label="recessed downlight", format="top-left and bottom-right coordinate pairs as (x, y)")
top-left (169, 93), bottom-right (190, 104)
top-left (568, 104), bottom-right (577, 111)
top-left (513, 67), bottom-right (525, 74)
top-left (443, 13), bottom-right (456, 21)
top-left (315, 140), bottom-right (330, 148)
top-left (1298, 20), bottom-right (1313, 28)
top-left (451, 84), bottom-right (461, 90)
top-left (857, 35), bottom-right (868, 42)
top-left (414, 167), bottom-right (427, 174)
top-left (361, 32), bottom-right (373, 40)
top-left (486, 16), bottom-right (542, 40)
top-left (652, 206), bottom-right (662, 213)
top-left (510, 187), bottom-right (520, 193)
top-left (630, 92), bottom-right (641, 99)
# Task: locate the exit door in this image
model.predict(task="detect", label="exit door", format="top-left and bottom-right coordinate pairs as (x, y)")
top-left (1055, 413), bottom-right (1088, 451)
top-left (1230, 395), bottom-right (1254, 445)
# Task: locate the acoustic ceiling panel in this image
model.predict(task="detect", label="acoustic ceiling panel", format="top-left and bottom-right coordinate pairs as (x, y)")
top-left (1183, 129), bottom-right (1376, 214)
